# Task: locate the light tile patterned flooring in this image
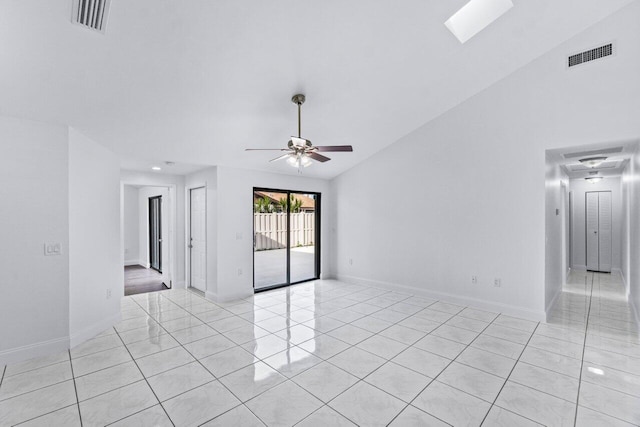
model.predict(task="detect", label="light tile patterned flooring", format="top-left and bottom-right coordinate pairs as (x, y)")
top-left (1, 271), bottom-right (639, 426)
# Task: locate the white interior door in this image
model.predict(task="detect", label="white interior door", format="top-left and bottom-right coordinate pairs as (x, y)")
top-left (598, 191), bottom-right (612, 272)
top-left (585, 191), bottom-right (612, 273)
top-left (586, 192), bottom-right (599, 271)
top-left (190, 187), bottom-right (206, 292)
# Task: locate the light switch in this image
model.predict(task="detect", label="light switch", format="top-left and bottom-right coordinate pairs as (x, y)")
top-left (44, 243), bottom-right (62, 256)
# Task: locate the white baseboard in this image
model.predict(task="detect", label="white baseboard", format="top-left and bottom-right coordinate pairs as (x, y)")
top-left (205, 290), bottom-right (217, 302)
top-left (336, 274), bottom-right (546, 322)
top-left (70, 312), bottom-right (122, 348)
top-left (545, 288), bottom-right (563, 322)
top-left (0, 336), bottom-right (70, 366)
top-left (572, 265), bottom-right (587, 271)
top-left (124, 259), bottom-right (143, 267)
top-left (206, 289), bottom-right (253, 303)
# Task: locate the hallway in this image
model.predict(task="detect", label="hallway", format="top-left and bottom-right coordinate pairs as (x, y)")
top-left (545, 270), bottom-right (640, 425)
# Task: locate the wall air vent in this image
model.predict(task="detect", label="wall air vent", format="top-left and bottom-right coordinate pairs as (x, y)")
top-left (72, 0), bottom-right (111, 33)
top-left (568, 43), bottom-right (613, 68)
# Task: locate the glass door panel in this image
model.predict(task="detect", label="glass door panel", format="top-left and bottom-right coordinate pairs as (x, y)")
top-left (289, 193), bottom-right (317, 283)
top-left (253, 190), bottom-right (288, 290)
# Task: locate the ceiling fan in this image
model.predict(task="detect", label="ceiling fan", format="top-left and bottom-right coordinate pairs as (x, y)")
top-left (245, 94), bottom-right (353, 170)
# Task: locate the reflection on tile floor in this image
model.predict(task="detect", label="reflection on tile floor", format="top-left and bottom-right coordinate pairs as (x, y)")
top-left (1, 271), bottom-right (639, 426)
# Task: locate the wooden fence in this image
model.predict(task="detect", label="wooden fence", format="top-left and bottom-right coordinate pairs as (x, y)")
top-left (254, 212), bottom-right (315, 250)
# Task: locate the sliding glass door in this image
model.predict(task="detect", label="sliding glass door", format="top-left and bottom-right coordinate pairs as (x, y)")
top-left (253, 188), bottom-right (320, 291)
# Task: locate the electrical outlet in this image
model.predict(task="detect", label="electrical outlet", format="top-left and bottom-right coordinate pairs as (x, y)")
top-left (236, 232), bottom-right (243, 240)
top-left (237, 268), bottom-right (243, 276)
top-left (106, 289), bottom-right (112, 299)
top-left (471, 276), bottom-right (478, 284)
top-left (44, 243), bottom-right (62, 256)
top-left (494, 278), bottom-right (502, 287)
top-left (349, 258), bottom-right (353, 266)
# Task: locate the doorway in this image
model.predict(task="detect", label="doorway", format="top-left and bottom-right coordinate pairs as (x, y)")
top-left (149, 195), bottom-right (162, 273)
top-left (253, 188), bottom-right (320, 292)
top-left (189, 187), bottom-right (207, 292)
top-left (586, 191), bottom-right (612, 273)
top-left (122, 184), bottom-right (173, 296)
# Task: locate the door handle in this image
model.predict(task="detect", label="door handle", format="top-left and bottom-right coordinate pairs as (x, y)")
top-left (594, 231), bottom-right (597, 234)
top-left (188, 244), bottom-right (193, 249)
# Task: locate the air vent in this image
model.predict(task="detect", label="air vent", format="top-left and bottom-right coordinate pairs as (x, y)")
top-left (568, 43), bottom-right (613, 68)
top-left (72, 0), bottom-right (111, 33)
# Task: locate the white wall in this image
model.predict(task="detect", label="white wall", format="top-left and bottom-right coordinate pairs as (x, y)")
top-left (0, 116), bottom-right (70, 364)
top-left (622, 149), bottom-right (640, 323)
top-left (569, 177), bottom-right (623, 272)
top-left (330, 3), bottom-right (640, 320)
top-left (120, 170), bottom-right (185, 288)
top-left (68, 128), bottom-right (122, 347)
top-left (123, 185), bottom-right (140, 265)
top-left (545, 158), bottom-right (570, 312)
top-left (216, 166), bottom-right (331, 301)
top-left (185, 167), bottom-right (218, 297)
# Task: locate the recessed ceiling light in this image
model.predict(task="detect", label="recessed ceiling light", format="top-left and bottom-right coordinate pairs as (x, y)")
top-left (445, 0), bottom-right (514, 44)
top-left (151, 166), bottom-right (161, 171)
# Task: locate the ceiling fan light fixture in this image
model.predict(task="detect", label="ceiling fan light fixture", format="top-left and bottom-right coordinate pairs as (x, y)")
top-left (585, 177), bottom-right (603, 184)
top-left (291, 137), bottom-right (307, 148)
top-left (579, 156), bottom-right (607, 168)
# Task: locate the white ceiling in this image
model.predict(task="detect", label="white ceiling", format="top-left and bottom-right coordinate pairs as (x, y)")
top-left (0, 0), bottom-right (635, 179)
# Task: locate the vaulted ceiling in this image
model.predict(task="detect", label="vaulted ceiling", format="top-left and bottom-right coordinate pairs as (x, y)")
top-left (0, 0), bottom-right (635, 178)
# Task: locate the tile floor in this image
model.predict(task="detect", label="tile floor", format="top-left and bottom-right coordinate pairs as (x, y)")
top-left (1, 271), bottom-right (639, 426)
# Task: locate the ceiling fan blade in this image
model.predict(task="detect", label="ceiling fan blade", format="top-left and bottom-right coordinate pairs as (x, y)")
top-left (308, 152), bottom-right (331, 163)
top-left (314, 145), bottom-right (353, 152)
top-left (269, 153), bottom-right (291, 162)
top-left (245, 148), bottom-right (289, 151)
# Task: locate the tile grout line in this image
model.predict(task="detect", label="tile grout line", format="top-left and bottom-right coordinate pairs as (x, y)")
top-left (478, 321), bottom-right (541, 426)
top-left (130, 296), bottom-right (268, 427)
top-left (0, 365), bottom-right (5, 389)
top-left (111, 314), bottom-right (176, 427)
top-left (290, 299), bottom-right (454, 427)
top-left (384, 310), bottom-right (502, 426)
top-left (67, 349), bottom-right (85, 427)
top-left (120, 286), bottom-right (518, 426)
top-left (573, 272), bottom-right (595, 427)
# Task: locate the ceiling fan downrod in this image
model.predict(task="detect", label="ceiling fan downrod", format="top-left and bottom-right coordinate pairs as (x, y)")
top-left (291, 94), bottom-right (305, 138)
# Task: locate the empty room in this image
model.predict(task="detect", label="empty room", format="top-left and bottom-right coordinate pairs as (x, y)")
top-left (1, 0), bottom-right (640, 426)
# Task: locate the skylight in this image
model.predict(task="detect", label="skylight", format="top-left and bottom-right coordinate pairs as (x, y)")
top-left (445, 0), bottom-right (513, 43)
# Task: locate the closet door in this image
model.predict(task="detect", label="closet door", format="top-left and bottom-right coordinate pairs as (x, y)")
top-left (586, 192), bottom-right (600, 271)
top-left (598, 191), bottom-right (612, 273)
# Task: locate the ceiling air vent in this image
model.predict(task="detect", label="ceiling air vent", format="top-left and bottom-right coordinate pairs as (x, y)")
top-left (72, 0), bottom-right (111, 33)
top-left (568, 43), bottom-right (613, 68)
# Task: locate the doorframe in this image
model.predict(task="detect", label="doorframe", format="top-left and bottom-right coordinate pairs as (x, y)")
top-left (252, 187), bottom-right (321, 293)
top-left (185, 183), bottom-right (207, 292)
top-left (120, 182), bottom-right (177, 294)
